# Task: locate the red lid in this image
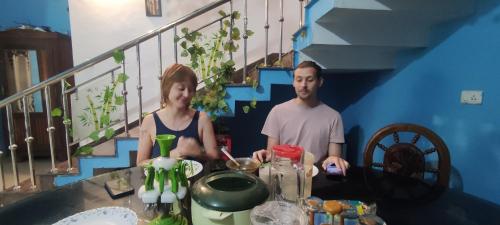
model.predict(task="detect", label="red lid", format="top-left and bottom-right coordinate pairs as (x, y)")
top-left (272, 145), bottom-right (303, 162)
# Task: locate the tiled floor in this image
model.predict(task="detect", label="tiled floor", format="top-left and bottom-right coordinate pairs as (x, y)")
top-left (1, 156), bottom-right (52, 189)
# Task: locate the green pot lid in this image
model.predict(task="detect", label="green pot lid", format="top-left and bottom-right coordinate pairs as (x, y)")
top-left (191, 171), bottom-right (269, 212)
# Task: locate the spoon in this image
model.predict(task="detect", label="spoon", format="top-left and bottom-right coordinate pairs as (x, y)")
top-left (220, 147), bottom-right (240, 167)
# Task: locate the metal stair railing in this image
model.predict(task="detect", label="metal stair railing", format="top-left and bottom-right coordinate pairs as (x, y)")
top-left (0, 0), bottom-right (306, 192)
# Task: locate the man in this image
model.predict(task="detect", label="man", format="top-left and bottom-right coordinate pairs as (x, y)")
top-left (252, 61), bottom-right (350, 175)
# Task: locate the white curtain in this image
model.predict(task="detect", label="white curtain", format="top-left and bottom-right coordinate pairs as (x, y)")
top-left (6, 50), bottom-right (34, 112)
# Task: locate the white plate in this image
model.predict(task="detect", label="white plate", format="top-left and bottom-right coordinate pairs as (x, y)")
top-left (143, 159), bottom-right (203, 178)
top-left (312, 165), bottom-right (319, 177)
top-left (182, 160), bottom-right (203, 178)
top-left (52, 206), bottom-right (137, 225)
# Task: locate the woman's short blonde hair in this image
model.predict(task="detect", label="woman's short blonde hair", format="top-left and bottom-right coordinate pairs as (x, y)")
top-left (160, 64), bottom-right (198, 107)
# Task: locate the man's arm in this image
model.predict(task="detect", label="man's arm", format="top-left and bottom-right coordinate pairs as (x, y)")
top-left (253, 136), bottom-right (279, 162)
top-left (321, 142), bottom-right (350, 176)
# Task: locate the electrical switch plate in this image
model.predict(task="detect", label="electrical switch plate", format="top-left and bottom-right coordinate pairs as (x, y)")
top-left (460, 90), bottom-right (483, 105)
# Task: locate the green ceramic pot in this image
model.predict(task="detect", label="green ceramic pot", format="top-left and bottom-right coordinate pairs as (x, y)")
top-left (191, 171), bottom-right (269, 225)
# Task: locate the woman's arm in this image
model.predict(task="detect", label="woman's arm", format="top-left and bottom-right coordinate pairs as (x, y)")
top-left (198, 112), bottom-right (219, 159)
top-left (136, 114), bottom-right (155, 165)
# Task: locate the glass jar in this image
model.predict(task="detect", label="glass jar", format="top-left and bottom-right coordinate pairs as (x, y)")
top-left (269, 144), bottom-right (304, 203)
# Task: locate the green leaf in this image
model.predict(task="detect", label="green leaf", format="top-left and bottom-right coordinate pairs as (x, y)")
top-left (217, 29), bottom-right (226, 37)
top-left (231, 27), bottom-right (240, 40)
top-left (232, 11), bottom-right (241, 20)
top-left (101, 114), bottom-right (111, 126)
top-left (117, 73), bottom-right (129, 83)
top-left (63, 118), bottom-right (72, 125)
top-left (246, 29), bottom-right (254, 37)
top-left (105, 128), bottom-right (115, 139)
top-left (242, 106), bottom-right (250, 114)
top-left (114, 95), bottom-right (124, 105)
top-left (74, 146), bottom-right (93, 156)
top-left (51, 108), bottom-right (62, 117)
top-left (218, 10), bottom-right (227, 17)
top-left (180, 41), bottom-right (187, 49)
top-left (89, 131), bottom-right (99, 141)
top-left (217, 100), bottom-right (227, 109)
top-left (174, 35), bottom-right (181, 43)
top-left (223, 20), bottom-right (231, 27)
top-left (252, 79), bottom-right (258, 89)
top-left (113, 50), bottom-right (125, 64)
top-left (181, 50), bottom-right (188, 57)
top-left (250, 98), bottom-right (257, 108)
top-left (181, 27), bottom-right (189, 34)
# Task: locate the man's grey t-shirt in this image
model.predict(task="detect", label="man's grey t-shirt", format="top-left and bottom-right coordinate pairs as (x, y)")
top-left (261, 99), bottom-right (345, 162)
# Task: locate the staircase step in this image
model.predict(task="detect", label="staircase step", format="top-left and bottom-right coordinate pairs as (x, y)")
top-left (300, 44), bottom-right (422, 71)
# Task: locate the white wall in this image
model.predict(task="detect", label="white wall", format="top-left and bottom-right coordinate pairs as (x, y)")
top-left (68, 0), bottom-right (300, 140)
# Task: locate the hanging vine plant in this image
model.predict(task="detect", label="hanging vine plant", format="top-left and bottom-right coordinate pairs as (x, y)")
top-left (177, 10), bottom-right (255, 120)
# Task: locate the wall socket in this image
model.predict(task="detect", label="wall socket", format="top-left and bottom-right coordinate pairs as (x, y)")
top-left (460, 90), bottom-right (483, 105)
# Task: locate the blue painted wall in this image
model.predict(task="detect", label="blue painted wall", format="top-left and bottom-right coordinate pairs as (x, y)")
top-left (334, 2), bottom-right (500, 204)
top-left (0, 0), bottom-right (70, 34)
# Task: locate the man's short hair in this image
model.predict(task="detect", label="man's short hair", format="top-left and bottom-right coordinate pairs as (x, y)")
top-left (296, 61), bottom-right (322, 79)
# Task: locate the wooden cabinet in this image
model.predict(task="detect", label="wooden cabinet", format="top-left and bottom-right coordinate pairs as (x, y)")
top-left (0, 29), bottom-right (73, 161)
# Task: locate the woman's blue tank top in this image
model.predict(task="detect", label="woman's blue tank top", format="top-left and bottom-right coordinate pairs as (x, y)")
top-left (151, 111), bottom-right (201, 158)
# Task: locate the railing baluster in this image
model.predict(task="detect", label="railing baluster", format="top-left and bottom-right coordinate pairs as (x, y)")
top-left (61, 79), bottom-right (75, 172)
top-left (0, 150), bottom-right (5, 191)
top-left (111, 70), bottom-right (115, 83)
top-left (299, 0), bottom-right (305, 28)
top-left (22, 96), bottom-right (36, 189)
top-left (44, 86), bottom-right (58, 173)
top-left (6, 104), bottom-right (20, 190)
top-left (228, 0), bottom-right (234, 61)
top-left (136, 45), bottom-right (143, 126)
top-left (173, 26), bottom-right (178, 64)
top-left (279, 0), bottom-right (284, 64)
top-left (243, 0), bottom-right (248, 83)
top-left (158, 33), bottom-right (163, 80)
top-left (122, 59), bottom-right (130, 137)
top-left (264, 0), bottom-right (269, 66)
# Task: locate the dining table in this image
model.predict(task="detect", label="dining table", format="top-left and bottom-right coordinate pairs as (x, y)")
top-left (1, 160), bottom-right (499, 225)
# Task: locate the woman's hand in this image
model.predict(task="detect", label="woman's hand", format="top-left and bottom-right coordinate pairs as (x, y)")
top-left (176, 136), bottom-right (203, 158)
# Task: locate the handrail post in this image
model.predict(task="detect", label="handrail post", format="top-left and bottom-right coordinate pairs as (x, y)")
top-left (228, 0), bottom-right (234, 61)
top-left (158, 33), bottom-right (163, 80)
top-left (6, 104), bottom-right (20, 190)
top-left (136, 45), bottom-right (143, 126)
top-left (22, 96), bottom-right (36, 189)
top-left (243, 0), bottom-right (248, 83)
top-left (61, 79), bottom-right (75, 172)
top-left (279, 0), bottom-right (284, 65)
top-left (299, 0), bottom-right (305, 28)
top-left (121, 60), bottom-right (130, 137)
top-left (0, 150), bottom-right (5, 192)
top-left (264, 0), bottom-right (269, 66)
top-left (173, 26), bottom-right (178, 64)
top-left (44, 86), bottom-right (58, 173)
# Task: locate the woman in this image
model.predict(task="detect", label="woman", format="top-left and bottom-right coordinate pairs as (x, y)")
top-left (136, 64), bottom-right (218, 165)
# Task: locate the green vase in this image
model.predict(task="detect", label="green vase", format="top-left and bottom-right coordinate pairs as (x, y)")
top-left (155, 134), bottom-right (176, 157)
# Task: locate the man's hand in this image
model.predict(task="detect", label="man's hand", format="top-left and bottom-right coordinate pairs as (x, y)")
top-left (252, 149), bottom-right (270, 163)
top-left (322, 156), bottom-right (350, 176)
